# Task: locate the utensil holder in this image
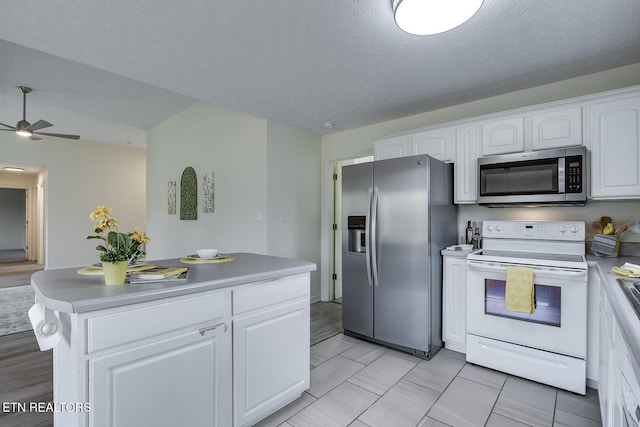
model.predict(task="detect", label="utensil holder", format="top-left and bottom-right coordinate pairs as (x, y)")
top-left (592, 234), bottom-right (620, 257)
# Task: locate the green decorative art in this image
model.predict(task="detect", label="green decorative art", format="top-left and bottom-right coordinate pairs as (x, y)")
top-left (180, 167), bottom-right (197, 220)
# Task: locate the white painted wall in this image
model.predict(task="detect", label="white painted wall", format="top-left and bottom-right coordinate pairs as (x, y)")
top-left (266, 121), bottom-right (322, 301)
top-left (319, 63), bottom-right (640, 300)
top-left (0, 134), bottom-right (146, 268)
top-left (146, 102), bottom-right (268, 259)
top-left (146, 103), bottom-right (322, 299)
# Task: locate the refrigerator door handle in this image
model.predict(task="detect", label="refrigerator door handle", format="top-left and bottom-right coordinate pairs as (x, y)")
top-left (371, 187), bottom-right (379, 286)
top-left (365, 187), bottom-right (373, 286)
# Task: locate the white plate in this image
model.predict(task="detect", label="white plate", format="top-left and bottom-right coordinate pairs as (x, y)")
top-left (186, 253), bottom-right (228, 260)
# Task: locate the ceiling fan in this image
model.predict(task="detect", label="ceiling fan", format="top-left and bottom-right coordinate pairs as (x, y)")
top-left (0, 86), bottom-right (80, 140)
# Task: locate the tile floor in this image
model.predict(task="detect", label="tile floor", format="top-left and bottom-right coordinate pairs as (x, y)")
top-left (255, 333), bottom-right (602, 427)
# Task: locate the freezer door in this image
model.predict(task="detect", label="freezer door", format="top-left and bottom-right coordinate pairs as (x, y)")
top-left (341, 162), bottom-right (374, 338)
top-left (373, 155), bottom-right (431, 352)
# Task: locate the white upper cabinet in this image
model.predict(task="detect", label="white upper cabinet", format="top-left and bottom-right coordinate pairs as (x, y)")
top-left (481, 116), bottom-right (524, 155)
top-left (374, 127), bottom-right (454, 162)
top-left (587, 93), bottom-right (640, 199)
top-left (409, 128), bottom-right (454, 162)
top-left (373, 135), bottom-right (409, 160)
top-left (530, 106), bottom-right (583, 150)
top-left (454, 125), bottom-right (479, 204)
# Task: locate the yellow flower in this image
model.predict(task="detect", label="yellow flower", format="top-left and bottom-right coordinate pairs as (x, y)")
top-left (98, 217), bottom-right (118, 230)
top-left (90, 205), bottom-right (112, 221)
top-left (132, 228), bottom-right (151, 244)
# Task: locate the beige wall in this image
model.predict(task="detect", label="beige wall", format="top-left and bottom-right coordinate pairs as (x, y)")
top-left (0, 134), bottom-right (146, 268)
top-left (146, 102), bottom-right (323, 300)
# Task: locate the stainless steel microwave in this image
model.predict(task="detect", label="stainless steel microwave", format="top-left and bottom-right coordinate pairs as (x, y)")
top-left (477, 146), bottom-right (587, 207)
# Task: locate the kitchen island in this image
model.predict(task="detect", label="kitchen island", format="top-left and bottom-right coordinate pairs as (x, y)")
top-left (30, 253), bottom-right (316, 427)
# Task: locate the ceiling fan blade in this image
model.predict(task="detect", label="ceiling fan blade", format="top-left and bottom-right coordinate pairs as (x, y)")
top-left (27, 120), bottom-right (53, 131)
top-left (0, 122), bottom-right (17, 130)
top-left (35, 131), bottom-right (81, 140)
top-left (29, 135), bottom-right (43, 141)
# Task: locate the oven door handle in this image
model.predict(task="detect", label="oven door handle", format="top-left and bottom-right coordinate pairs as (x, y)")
top-left (466, 260), bottom-right (587, 278)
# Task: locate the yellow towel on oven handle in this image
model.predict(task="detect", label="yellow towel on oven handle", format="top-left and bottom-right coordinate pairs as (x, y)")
top-left (505, 266), bottom-right (535, 314)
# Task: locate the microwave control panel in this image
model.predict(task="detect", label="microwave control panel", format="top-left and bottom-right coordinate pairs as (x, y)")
top-left (565, 155), bottom-right (583, 193)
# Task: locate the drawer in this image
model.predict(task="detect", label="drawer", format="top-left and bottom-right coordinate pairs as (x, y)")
top-left (87, 291), bottom-right (228, 353)
top-left (233, 273), bottom-right (309, 316)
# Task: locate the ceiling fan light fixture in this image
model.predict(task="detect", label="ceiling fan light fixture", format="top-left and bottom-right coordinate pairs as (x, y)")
top-left (16, 129), bottom-right (33, 137)
top-left (393, 0), bottom-right (483, 35)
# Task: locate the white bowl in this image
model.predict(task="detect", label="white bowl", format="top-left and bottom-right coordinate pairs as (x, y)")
top-left (196, 249), bottom-right (219, 259)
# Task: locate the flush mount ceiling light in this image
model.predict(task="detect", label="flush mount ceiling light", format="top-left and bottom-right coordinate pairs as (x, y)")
top-left (4, 167), bottom-right (25, 172)
top-left (393, 0), bottom-right (483, 35)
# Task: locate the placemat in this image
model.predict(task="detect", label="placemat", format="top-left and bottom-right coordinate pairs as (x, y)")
top-left (180, 256), bottom-right (234, 264)
top-left (77, 263), bottom-right (156, 276)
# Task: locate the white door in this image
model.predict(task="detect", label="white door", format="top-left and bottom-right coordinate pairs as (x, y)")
top-left (233, 301), bottom-right (309, 427)
top-left (89, 325), bottom-right (231, 427)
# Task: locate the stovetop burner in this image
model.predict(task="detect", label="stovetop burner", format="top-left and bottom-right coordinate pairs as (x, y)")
top-left (468, 220), bottom-right (588, 270)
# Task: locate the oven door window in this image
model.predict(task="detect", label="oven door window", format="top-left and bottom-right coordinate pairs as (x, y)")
top-left (485, 279), bottom-right (561, 327)
top-left (479, 159), bottom-right (559, 196)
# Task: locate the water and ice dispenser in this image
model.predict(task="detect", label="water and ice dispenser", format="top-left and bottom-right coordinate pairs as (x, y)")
top-left (348, 216), bottom-right (366, 254)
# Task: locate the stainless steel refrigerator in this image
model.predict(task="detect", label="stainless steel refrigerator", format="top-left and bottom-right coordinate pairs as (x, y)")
top-left (341, 154), bottom-right (457, 359)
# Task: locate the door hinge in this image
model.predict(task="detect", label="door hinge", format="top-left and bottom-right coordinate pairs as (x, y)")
top-left (332, 223), bottom-right (337, 231)
top-left (333, 173), bottom-right (338, 181)
top-left (332, 273), bottom-right (337, 280)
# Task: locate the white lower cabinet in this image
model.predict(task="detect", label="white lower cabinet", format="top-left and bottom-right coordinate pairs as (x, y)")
top-left (232, 275), bottom-right (310, 427)
top-left (53, 273), bottom-right (311, 427)
top-left (442, 254), bottom-right (467, 353)
top-left (90, 323), bottom-right (231, 427)
top-left (598, 274), bottom-right (640, 427)
top-left (233, 301), bottom-right (309, 426)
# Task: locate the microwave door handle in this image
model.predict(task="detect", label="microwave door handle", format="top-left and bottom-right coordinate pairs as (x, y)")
top-left (558, 157), bottom-right (565, 193)
top-left (466, 261), bottom-right (586, 278)
top-left (365, 187), bottom-right (373, 286)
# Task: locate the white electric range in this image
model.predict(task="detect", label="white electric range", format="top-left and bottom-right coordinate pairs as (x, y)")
top-left (466, 220), bottom-right (588, 394)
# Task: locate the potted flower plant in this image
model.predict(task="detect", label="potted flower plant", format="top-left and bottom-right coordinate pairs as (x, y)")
top-left (87, 206), bottom-right (150, 285)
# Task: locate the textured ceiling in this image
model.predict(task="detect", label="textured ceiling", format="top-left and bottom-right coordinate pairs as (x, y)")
top-left (0, 0), bottom-right (639, 147)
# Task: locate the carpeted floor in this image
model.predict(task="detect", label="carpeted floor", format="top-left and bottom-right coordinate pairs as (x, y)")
top-left (0, 257), bottom-right (43, 336)
top-left (0, 285), bottom-right (36, 336)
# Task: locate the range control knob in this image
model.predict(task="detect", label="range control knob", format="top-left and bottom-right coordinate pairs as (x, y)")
top-left (569, 225), bottom-right (579, 233)
top-left (487, 225), bottom-right (495, 232)
top-left (558, 225), bottom-right (567, 233)
top-left (496, 224), bottom-right (503, 232)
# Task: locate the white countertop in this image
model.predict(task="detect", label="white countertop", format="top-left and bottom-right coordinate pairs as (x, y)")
top-left (31, 252), bottom-right (316, 313)
top-left (441, 248), bottom-right (479, 258)
top-left (589, 255), bottom-right (640, 373)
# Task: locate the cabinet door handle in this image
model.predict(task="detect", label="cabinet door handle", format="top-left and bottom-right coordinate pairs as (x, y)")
top-left (199, 322), bottom-right (227, 336)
